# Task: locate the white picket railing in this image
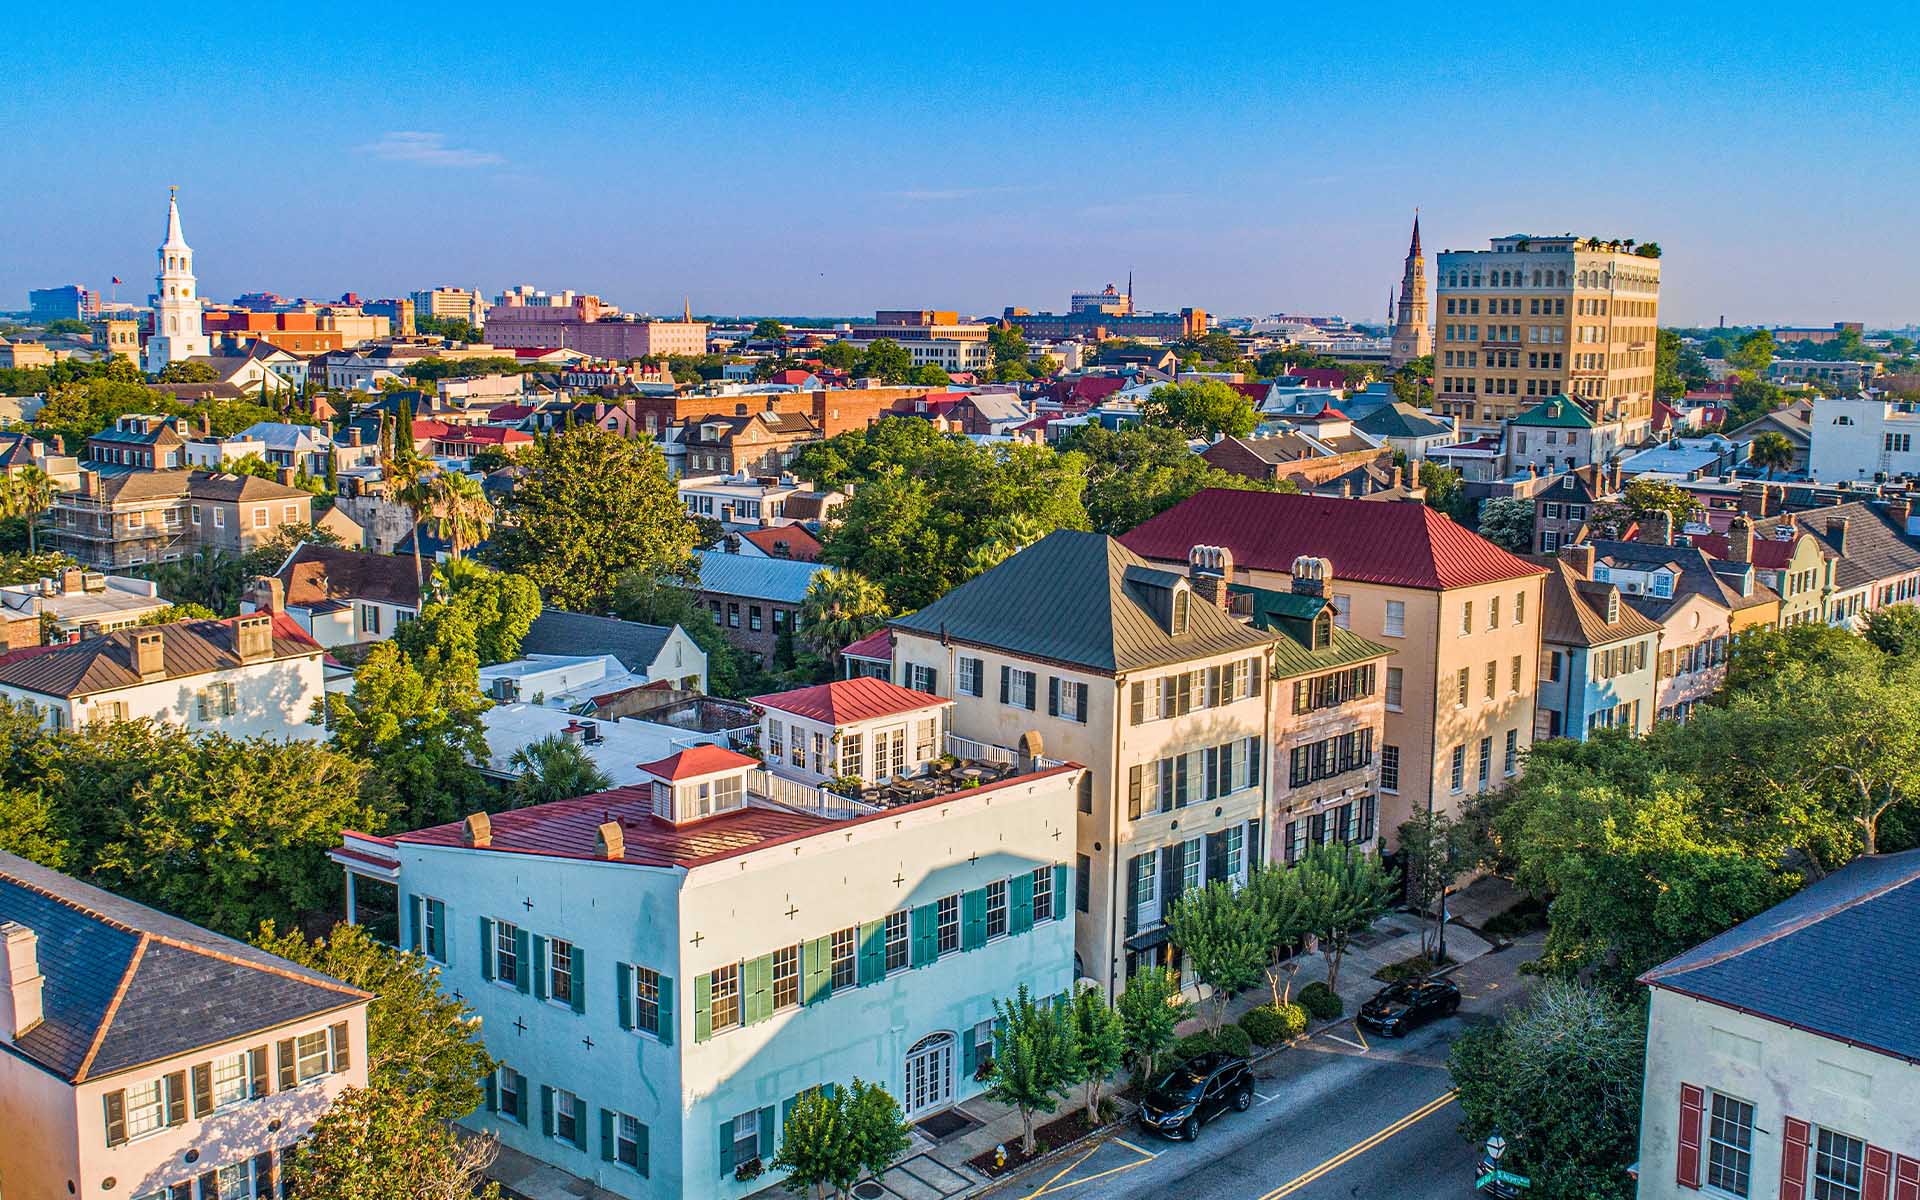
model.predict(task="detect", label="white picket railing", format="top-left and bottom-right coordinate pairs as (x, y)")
top-left (749, 768), bottom-right (873, 817)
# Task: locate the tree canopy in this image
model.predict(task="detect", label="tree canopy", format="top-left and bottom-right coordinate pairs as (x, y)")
top-left (1061, 423), bottom-right (1283, 534)
top-left (1142, 380), bottom-right (1259, 439)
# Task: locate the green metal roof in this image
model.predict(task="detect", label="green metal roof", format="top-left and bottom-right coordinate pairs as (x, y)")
top-left (1230, 585), bottom-right (1394, 677)
top-left (1510, 396), bottom-right (1595, 429)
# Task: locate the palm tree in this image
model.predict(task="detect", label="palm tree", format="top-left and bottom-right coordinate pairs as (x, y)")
top-left (798, 568), bottom-right (893, 668)
top-left (1749, 431), bottom-right (1796, 481)
top-left (427, 470), bottom-right (494, 561)
top-left (5, 466), bottom-right (54, 553)
top-left (384, 453), bottom-right (434, 601)
top-left (509, 734), bottom-right (612, 808)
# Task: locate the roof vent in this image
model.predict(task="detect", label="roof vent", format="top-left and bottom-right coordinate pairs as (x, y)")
top-left (462, 812), bottom-right (492, 849)
top-left (596, 821), bottom-right (625, 861)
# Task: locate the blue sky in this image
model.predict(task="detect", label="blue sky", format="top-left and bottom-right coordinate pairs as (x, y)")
top-left (8, 3), bottom-right (1917, 326)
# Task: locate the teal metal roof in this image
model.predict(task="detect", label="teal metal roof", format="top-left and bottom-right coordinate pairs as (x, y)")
top-left (691, 549), bottom-right (826, 605)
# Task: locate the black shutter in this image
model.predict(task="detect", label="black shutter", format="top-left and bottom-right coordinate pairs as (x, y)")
top-left (1174, 755), bottom-right (1189, 808)
top-left (276, 1039), bottom-right (295, 1091)
top-left (248, 1047), bottom-right (267, 1097)
top-left (1129, 681), bottom-right (1144, 725)
top-left (1075, 682), bottom-right (1089, 723)
top-left (1127, 765), bottom-right (1142, 820)
top-left (1162, 843), bottom-right (1184, 906)
top-left (1159, 759), bottom-right (1175, 813)
top-left (1206, 831), bottom-right (1228, 883)
top-left (1247, 819), bottom-right (1262, 868)
top-left (191, 1062), bottom-right (213, 1118)
top-left (999, 665), bottom-right (1010, 703)
top-left (164, 1070), bottom-right (187, 1126)
top-left (1048, 677), bottom-right (1059, 716)
top-left (103, 1090), bottom-right (127, 1146)
top-left (1125, 855), bottom-right (1142, 935)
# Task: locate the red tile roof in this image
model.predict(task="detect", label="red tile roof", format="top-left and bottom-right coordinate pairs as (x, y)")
top-left (636, 744), bottom-right (759, 781)
top-left (740, 525), bottom-right (822, 562)
top-left (1120, 489), bottom-right (1546, 591)
top-left (1290, 368), bottom-right (1348, 388)
top-left (841, 628), bottom-right (892, 662)
top-left (438, 427), bottom-right (532, 446)
top-left (751, 677), bottom-right (946, 725)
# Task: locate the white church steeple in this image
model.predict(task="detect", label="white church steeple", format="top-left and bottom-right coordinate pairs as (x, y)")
top-left (144, 186), bottom-right (211, 373)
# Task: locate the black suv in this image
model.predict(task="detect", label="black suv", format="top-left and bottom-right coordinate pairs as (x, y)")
top-left (1356, 977), bottom-right (1461, 1037)
top-left (1136, 1051), bottom-right (1254, 1141)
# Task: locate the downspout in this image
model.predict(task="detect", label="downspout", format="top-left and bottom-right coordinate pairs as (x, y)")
top-left (1107, 671), bottom-right (1126, 1000)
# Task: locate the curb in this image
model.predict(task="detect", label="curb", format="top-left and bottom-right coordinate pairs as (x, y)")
top-left (961, 1103), bottom-right (1141, 1199)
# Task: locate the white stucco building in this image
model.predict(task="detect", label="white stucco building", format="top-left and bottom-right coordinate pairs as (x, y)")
top-left (751, 677), bottom-right (952, 788)
top-left (0, 613), bottom-right (326, 737)
top-left (332, 742), bottom-right (1081, 1200)
top-left (1634, 850), bottom-right (1920, 1200)
top-left (1806, 395), bottom-right (1920, 482)
top-left (142, 189), bottom-right (212, 372)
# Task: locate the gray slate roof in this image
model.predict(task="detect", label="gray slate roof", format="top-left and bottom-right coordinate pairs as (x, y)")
top-left (1354, 402), bottom-right (1454, 439)
top-left (521, 608), bottom-right (674, 673)
top-left (1778, 501), bottom-right (1920, 594)
top-left (0, 851), bottom-right (368, 1083)
top-left (691, 549), bottom-right (826, 605)
top-left (891, 529), bottom-right (1276, 674)
top-left (1641, 849), bottom-right (1920, 1064)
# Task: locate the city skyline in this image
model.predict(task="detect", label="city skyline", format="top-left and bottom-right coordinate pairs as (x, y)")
top-left (8, 5), bottom-right (1918, 326)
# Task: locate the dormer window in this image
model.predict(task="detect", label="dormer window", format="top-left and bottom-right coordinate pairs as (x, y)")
top-left (1593, 566), bottom-right (1612, 582)
top-left (1171, 588), bottom-right (1190, 635)
top-left (1652, 571), bottom-right (1674, 598)
top-left (1311, 610), bottom-right (1331, 650)
top-left (1606, 592), bottom-right (1620, 623)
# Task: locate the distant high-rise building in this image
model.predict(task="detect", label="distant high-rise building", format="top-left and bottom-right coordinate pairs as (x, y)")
top-left (1069, 283), bottom-right (1133, 317)
top-left (410, 286), bottom-right (487, 330)
top-left (1433, 234), bottom-right (1661, 436)
top-left (143, 188), bottom-right (211, 372)
top-left (28, 285), bottom-right (97, 323)
top-left (1389, 215), bottom-right (1432, 369)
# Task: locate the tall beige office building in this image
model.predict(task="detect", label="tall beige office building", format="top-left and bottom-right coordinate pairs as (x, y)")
top-left (1432, 235), bottom-right (1661, 436)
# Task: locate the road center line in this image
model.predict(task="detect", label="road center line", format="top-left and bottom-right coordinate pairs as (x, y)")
top-left (1254, 1090), bottom-right (1458, 1200)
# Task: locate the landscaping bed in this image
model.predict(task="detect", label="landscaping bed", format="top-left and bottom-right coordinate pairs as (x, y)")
top-left (965, 1108), bottom-right (1101, 1177)
top-left (1374, 951), bottom-right (1453, 983)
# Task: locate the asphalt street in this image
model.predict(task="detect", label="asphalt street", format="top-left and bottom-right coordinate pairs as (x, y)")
top-left (990, 934), bottom-right (1541, 1200)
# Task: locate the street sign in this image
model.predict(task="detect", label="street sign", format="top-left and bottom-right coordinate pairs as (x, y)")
top-left (1477, 1170), bottom-right (1532, 1191)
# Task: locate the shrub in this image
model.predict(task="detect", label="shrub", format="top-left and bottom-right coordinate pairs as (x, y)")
top-left (1241, 1003), bottom-right (1307, 1046)
top-left (1214, 1024), bottom-right (1253, 1057)
top-left (1299, 982), bottom-right (1343, 1021)
top-left (1172, 1032), bottom-right (1216, 1063)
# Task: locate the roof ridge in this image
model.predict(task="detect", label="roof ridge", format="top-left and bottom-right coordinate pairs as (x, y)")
top-left (141, 932), bottom-right (372, 1001)
top-left (1645, 862), bottom-right (1920, 985)
top-left (74, 934), bottom-right (149, 1082)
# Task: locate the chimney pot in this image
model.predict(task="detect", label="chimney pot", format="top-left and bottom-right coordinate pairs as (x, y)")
top-left (596, 820), bottom-right (625, 860)
top-left (1729, 515), bottom-right (1754, 564)
top-left (1290, 555), bottom-right (1333, 598)
top-left (0, 922), bottom-right (45, 1042)
top-left (235, 612), bottom-right (274, 661)
top-left (1563, 543), bottom-right (1596, 580)
top-left (1827, 516), bottom-right (1849, 554)
top-left (462, 812), bottom-right (492, 849)
top-left (132, 629), bottom-right (165, 678)
top-left (1637, 509), bottom-right (1674, 547)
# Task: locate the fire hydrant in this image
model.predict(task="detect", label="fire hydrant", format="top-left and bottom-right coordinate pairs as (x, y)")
top-left (994, 1144), bottom-right (1007, 1170)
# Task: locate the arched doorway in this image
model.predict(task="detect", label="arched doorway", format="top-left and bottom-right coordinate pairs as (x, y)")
top-left (903, 1031), bottom-right (956, 1119)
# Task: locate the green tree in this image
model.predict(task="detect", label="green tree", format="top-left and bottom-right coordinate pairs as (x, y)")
top-left (1142, 380), bottom-right (1258, 439)
top-left (1245, 865), bottom-right (1315, 1006)
top-left (1294, 844), bottom-right (1395, 992)
top-left (1115, 964), bottom-right (1189, 1081)
top-left (986, 983), bottom-right (1079, 1154)
top-left (1589, 479), bottom-right (1698, 540)
top-left (798, 568), bottom-right (892, 668)
top-left (0, 785), bottom-right (70, 868)
top-left (1654, 329), bottom-right (1710, 399)
top-left (426, 469), bottom-right (494, 560)
top-left (988, 323), bottom-right (1031, 369)
top-left (327, 627), bottom-right (490, 830)
top-left (1475, 496), bottom-right (1535, 554)
top-left (1448, 981), bottom-right (1646, 1200)
top-left (396, 559), bottom-right (540, 667)
top-left (1163, 880), bottom-right (1276, 1030)
top-left (0, 465), bottom-right (56, 553)
top-left (140, 602), bottom-right (220, 624)
top-left (508, 733), bottom-right (612, 808)
top-left (1067, 986), bottom-right (1126, 1124)
top-left (0, 549), bottom-right (75, 586)
top-left (383, 450), bottom-right (434, 601)
top-left (42, 317), bottom-right (90, 335)
top-left (1391, 355), bottom-right (1434, 406)
top-left (771, 1079), bottom-right (911, 1200)
top-left (857, 339), bottom-right (913, 383)
top-left (1062, 423), bottom-right (1280, 534)
top-left (1397, 808), bottom-right (1479, 960)
top-left (1864, 605), bottom-right (1920, 658)
top-left (816, 340), bottom-right (862, 371)
top-left (253, 921), bottom-right (494, 1120)
top-left (1419, 461), bottom-right (1471, 524)
top-left (751, 318), bottom-right (788, 341)
top-left (486, 425), bottom-right (697, 611)
top-left (908, 363), bottom-right (951, 387)
top-left (286, 1084), bottom-right (503, 1200)
top-left (415, 314), bottom-right (483, 344)
top-left (1748, 430), bottom-right (1796, 479)
top-left (1727, 329), bottom-right (1777, 375)
top-left (156, 360), bottom-right (218, 384)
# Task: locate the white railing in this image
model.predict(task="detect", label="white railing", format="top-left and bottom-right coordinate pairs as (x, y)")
top-left (943, 732), bottom-right (1070, 771)
top-left (749, 768), bottom-right (874, 817)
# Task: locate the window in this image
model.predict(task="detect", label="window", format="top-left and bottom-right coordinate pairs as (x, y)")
top-left (830, 927), bottom-right (857, 989)
top-left (615, 1111), bottom-right (647, 1171)
top-left (1705, 1093), bottom-right (1754, 1198)
top-left (1461, 601), bottom-right (1472, 634)
top-left (710, 963), bottom-right (741, 1032)
top-left (915, 718), bottom-right (936, 761)
top-left (766, 719), bottom-right (783, 760)
top-left (936, 896), bottom-right (960, 955)
top-left (295, 1030), bottom-right (332, 1081)
top-left (124, 1077), bottom-right (167, 1139)
top-left (726, 603), bottom-right (739, 628)
top-left (1053, 678), bottom-right (1087, 722)
top-left (733, 1108), bottom-right (766, 1167)
top-left (1510, 655), bottom-right (1522, 694)
top-left (1478, 736), bottom-right (1492, 785)
top-left (359, 604), bottom-right (382, 635)
top-left (1380, 745), bottom-right (1400, 792)
top-left (632, 966), bottom-right (661, 1035)
top-left (190, 503), bottom-right (202, 525)
top-left (1455, 667), bottom-right (1469, 708)
top-left (1004, 666), bottom-right (1037, 710)
top-left (495, 920), bottom-right (520, 986)
top-left (1504, 729), bottom-right (1519, 776)
top-left (986, 880), bottom-right (1008, 939)
top-left (550, 1087), bottom-right (581, 1145)
top-left (1514, 591), bottom-right (1525, 624)
top-left (213, 508), bottom-right (225, 528)
top-left (549, 938), bottom-right (575, 1006)
top-left (839, 732), bottom-right (863, 780)
top-left (210, 1051), bottom-right (249, 1109)
top-left (908, 663), bottom-right (937, 693)
top-left (1485, 660), bottom-right (1496, 700)
top-left (772, 944), bottom-right (800, 1010)
top-left (1489, 596), bottom-right (1500, 629)
top-left (1032, 866), bottom-right (1054, 922)
top-left (1181, 836), bottom-right (1202, 893)
top-left (1076, 854), bottom-right (1091, 913)
top-left (884, 910), bottom-right (910, 972)
top-left (1450, 745), bottom-right (1465, 792)
top-left (958, 656), bottom-right (982, 697)
top-left (749, 606), bottom-right (762, 632)
top-left (1385, 667), bottom-right (1403, 710)
top-left (1332, 594), bottom-right (1351, 629)
top-left (1812, 1127), bottom-right (1864, 1200)
top-left (1383, 600), bottom-right (1406, 637)
top-left (252, 506), bottom-right (266, 529)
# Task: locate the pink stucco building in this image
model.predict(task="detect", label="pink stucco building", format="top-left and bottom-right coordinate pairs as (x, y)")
top-left (484, 291), bottom-right (707, 358)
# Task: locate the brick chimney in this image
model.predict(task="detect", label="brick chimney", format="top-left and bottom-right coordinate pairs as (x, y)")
top-left (60, 568), bottom-right (84, 595)
top-left (462, 812), bottom-right (492, 849)
top-left (1827, 516), bottom-right (1850, 555)
top-left (1187, 544), bottom-right (1235, 611)
top-left (0, 923), bottom-right (45, 1042)
top-left (596, 821), bottom-right (625, 861)
top-left (1290, 555), bottom-right (1333, 598)
top-left (1890, 496), bottom-right (1912, 530)
top-left (1563, 543), bottom-right (1596, 580)
top-left (132, 629), bottom-right (165, 679)
top-left (198, 411), bottom-right (212, 436)
top-left (276, 466), bottom-right (297, 487)
top-left (1637, 510), bottom-right (1673, 546)
top-left (348, 426), bottom-right (364, 447)
top-left (248, 575), bottom-right (285, 614)
top-left (235, 612), bottom-right (274, 661)
top-left (78, 468), bottom-right (96, 497)
top-left (1729, 515), bottom-right (1754, 564)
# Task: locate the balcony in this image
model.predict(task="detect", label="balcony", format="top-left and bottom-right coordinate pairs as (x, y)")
top-left (764, 731), bottom-right (1072, 813)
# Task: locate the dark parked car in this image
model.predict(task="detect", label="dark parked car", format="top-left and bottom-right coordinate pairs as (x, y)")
top-left (1136, 1051), bottom-right (1253, 1141)
top-left (1356, 977), bottom-right (1461, 1037)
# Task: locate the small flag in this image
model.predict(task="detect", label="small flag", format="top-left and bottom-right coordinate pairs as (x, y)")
top-left (112, 276), bottom-right (122, 284)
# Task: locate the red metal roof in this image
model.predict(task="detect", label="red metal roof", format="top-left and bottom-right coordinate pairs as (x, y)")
top-left (841, 628), bottom-right (892, 662)
top-left (751, 677), bottom-right (946, 725)
top-left (636, 744), bottom-right (759, 781)
top-left (1690, 532), bottom-right (1800, 570)
top-left (740, 525), bottom-right (821, 562)
top-left (1120, 489), bottom-right (1546, 591)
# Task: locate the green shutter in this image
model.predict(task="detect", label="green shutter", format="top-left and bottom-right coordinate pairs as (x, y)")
top-left (910, 904), bottom-right (937, 968)
top-left (781, 1094), bottom-right (798, 1140)
top-left (744, 954), bottom-right (774, 1025)
top-left (570, 946), bottom-right (586, 1014)
top-left (658, 975), bottom-right (675, 1045)
top-left (757, 1107), bottom-right (775, 1159)
top-left (1054, 865), bottom-right (1070, 919)
top-left (541, 1085), bottom-right (554, 1137)
top-left (635, 1120), bottom-right (650, 1177)
top-left (617, 963), bottom-right (634, 1030)
top-left (858, 920), bottom-right (887, 985)
top-left (479, 917), bottom-right (494, 980)
top-left (802, 936), bottom-right (832, 1005)
top-left (961, 889), bottom-right (987, 951)
top-left (1010, 871), bottom-right (1034, 935)
top-left (573, 1095), bottom-right (589, 1150)
top-left (428, 900), bottom-right (446, 961)
top-left (961, 1030), bottom-right (977, 1079)
top-left (532, 936), bottom-right (549, 1000)
top-left (517, 1071), bottom-right (531, 1125)
top-left (514, 928), bottom-right (532, 994)
top-left (484, 1074), bottom-right (497, 1113)
top-left (600, 1109), bottom-right (615, 1161)
top-left (694, 973), bottom-right (712, 1043)
top-left (407, 895), bottom-right (423, 952)
top-left (719, 1117), bottom-right (735, 1173)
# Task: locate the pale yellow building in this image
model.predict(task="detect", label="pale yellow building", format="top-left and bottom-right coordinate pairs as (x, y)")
top-left (1434, 234), bottom-right (1661, 436)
